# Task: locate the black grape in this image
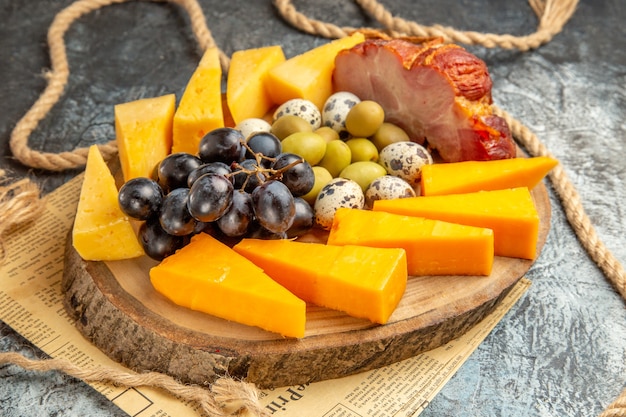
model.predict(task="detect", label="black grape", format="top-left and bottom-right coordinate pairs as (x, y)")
top-left (216, 190), bottom-right (255, 237)
top-left (187, 162), bottom-right (232, 187)
top-left (155, 152), bottom-right (202, 193)
top-left (245, 132), bottom-right (282, 166)
top-left (251, 180), bottom-right (295, 234)
top-left (286, 197), bottom-right (314, 238)
top-left (198, 127), bottom-right (244, 164)
top-left (232, 159), bottom-right (266, 192)
top-left (138, 217), bottom-right (189, 261)
top-left (271, 153), bottom-right (315, 197)
top-left (247, 222), bottom-right (288, 240)
top-left (159, 188), bottom-right (197, 236)
top-left (118, 177), bottom-right (163, 220)
top-left (187, 174), bottom-right (234, 222)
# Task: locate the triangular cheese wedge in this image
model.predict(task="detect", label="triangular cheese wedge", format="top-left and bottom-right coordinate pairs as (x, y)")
top-left (72, 145), bottom-right (144, 260)
top-left (172, 47), bottom-right (224, 154)
top-left (420, 156), bottom-right (558, 196)
top-left (150, 233), bottom-right (306, 338)
top-left (233, 238), bottom-right (407, 324)
top-left (373, 187), bottom-right (539, 260)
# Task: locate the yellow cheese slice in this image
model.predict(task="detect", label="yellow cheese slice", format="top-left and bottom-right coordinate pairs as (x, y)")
top-left (265, 32), bottom-right (366, 110)
top-left (72, 145), bottom-right (144, 261)
top-left (115, 94), bottom-right (175, 181)
top-left (226, 45), bottom-right (285, 124)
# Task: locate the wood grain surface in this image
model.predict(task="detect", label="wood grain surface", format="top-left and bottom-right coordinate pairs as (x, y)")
top-left (62, 179), bottom-right (550, 388)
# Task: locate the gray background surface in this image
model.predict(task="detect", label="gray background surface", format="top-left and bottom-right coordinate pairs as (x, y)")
top-left (1, 0), bottom-right (625, 416)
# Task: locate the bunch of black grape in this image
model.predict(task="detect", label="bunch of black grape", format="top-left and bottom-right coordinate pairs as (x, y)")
top-left (118, 127), bottom-right (315, 261)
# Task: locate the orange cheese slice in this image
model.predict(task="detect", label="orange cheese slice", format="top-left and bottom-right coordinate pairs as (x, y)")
top-left (115, 94), bottom-right (175, 182)
top-left (420, 156), bottom-right (558, 196)
top-left (72, 145), bottom-right (144, 261)
top-left (373, 187), bottom-right (540, 260)
top-left (233, 239), bottom-right (407, 324)
top-left (150, 233), bottom-right (306, 338)
top-left (327, 208), bottom-right (494, 276)
top-left (172, 47), bottom-right (224, 154)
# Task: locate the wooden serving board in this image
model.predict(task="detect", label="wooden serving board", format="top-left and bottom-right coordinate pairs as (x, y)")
top-left (62, 172), bottom-right (551, 389)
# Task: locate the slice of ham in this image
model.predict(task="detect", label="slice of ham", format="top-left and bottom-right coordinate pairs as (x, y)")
top-left (333, 38), bottom-right (516, 162)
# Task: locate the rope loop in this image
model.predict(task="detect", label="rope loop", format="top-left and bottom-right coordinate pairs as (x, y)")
top-left (273, 0), bottom-right (579, 51)
top-left (9, 0), bottom-right (224, 172)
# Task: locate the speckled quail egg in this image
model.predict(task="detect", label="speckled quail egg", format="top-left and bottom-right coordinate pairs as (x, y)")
top-left (364, 175), bottom-right (416, 209)
top-left (313, 177), bottom-right (365, 230)
top-left (378, 142), bottom-right (433, 187)
top-left (273, 99), bottom-right (322, 130)
top-left (235, 118), bottom-right (272, 140)
top-left (322, 91), bottom-right (361, 138)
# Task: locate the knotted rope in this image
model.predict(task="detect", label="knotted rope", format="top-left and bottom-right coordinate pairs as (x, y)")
top-left (0, 352), bottom-right (268, 417)
top-left (1, 0), bottom-right (624, 416)
top-left (0, 170), bottom-right (47, 263)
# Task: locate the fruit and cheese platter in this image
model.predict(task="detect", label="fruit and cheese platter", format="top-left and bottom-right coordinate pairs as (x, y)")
top-left (62, 31), bottom-right (556, 389)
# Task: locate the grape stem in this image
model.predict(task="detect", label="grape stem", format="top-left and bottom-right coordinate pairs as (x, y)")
top-left (229, 140), bottom-right (304, 190)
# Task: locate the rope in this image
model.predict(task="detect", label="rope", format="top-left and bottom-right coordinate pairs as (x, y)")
top-left (0, 352), bottom-right (269, 417)
top-left (493, 107), bottom-right (626, 300)
top-left (496, 109), bottom-right (626, 417)
top-left (3, 0), bottom-right (625, 416)
top-left (0, 170), bottom-right (46, 263)
top-left (356, 0), bottom-right (578, 50)
top-left (273, 0), bottom-right (579, 50)
top-left (599, 389), bottom-right (626, 417)
top-left (272, 0), bottom-right (357, 39)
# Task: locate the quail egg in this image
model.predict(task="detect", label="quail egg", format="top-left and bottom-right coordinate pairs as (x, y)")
top-left (378, 142), bottom-right (433, 187)
top-left (235, 118), bottom-right (272, 140)
top-left (322, 91), bottom-right (361, 138)
top-left (273, 99), bottom-right (322, 130)
top-left (364, 175), bottom-right (416, 209)
top-left (313, 177), bottom-right (364, 230)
